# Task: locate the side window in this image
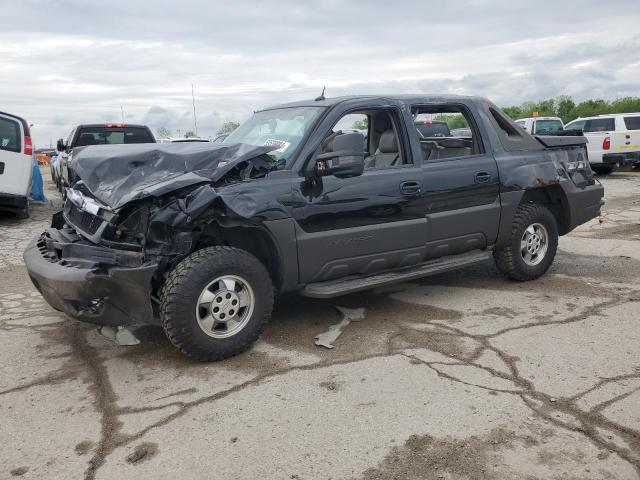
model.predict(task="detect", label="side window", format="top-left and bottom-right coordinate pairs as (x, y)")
top-left (411, 104), bottom-right (483, 161)
top-left (0, 117), bottom-right (21, 153)
top-left (584, 118), bottom-right (615, 132)
top-left (624, 116), bottom-right (640, 130)
top-left (565, 120), bottom-right (585, 131)
top-left (326, 109), bottom-right (409, 170)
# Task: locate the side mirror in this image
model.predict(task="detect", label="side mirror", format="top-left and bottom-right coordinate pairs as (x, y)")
top-left (314, 132), bottom-right (365, 178)
top-left (56, 139), bottom-right (66, 152)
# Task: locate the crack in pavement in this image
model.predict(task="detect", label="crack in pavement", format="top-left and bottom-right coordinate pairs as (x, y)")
top-left (400, 293), bottom-right (640, 476)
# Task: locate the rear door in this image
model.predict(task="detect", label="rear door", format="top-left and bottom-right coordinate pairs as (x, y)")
top-left (620, 116), bottom-right (640, 154)
top-left (583, 117), bottom-right (615, 163)
top-left (0, 113), bottom-right (30, 197)
top-left (410, 102), bottom-right (501, 258)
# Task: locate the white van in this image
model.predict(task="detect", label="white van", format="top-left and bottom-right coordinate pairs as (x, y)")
top-left (564, 113), bottom-right (640, 174)
top-left (515, 116), bottom-right (564, 135)
top-left (0, 111), bottom-right (33, 218)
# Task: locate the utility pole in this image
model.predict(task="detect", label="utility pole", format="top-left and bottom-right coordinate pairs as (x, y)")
top-left (191, 84), bottom-right (198, 137)
top-left (120, 105), bottom-right (125, 124)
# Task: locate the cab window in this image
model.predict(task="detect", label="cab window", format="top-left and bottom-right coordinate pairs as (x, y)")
top-left (534, 119), bottom-right (563, 134)
top-left (584, 118), bottom-right (615, 133)
top-left (411, 105), bottom-right (483, 161)
top-left (565, 120), bottom-right (586, 132)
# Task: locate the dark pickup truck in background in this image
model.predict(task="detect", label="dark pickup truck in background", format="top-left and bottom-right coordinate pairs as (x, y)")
top-left (25, 95), bottom-right (604, 361)
top-left (55, 123), bottom-right (156, 192)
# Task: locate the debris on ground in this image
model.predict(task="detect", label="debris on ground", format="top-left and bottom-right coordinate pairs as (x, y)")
top-left (314, 306), bottom-right (365, 349)
top-left (98, 326), bottom-right (141, 346)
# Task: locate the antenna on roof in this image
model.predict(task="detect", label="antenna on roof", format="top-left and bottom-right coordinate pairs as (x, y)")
top-left (315, 87), bottom-right (326, 101)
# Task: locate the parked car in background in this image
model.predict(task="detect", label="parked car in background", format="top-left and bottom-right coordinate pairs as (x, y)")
top-left (0, 110), bottom-right (33, 218)
top-left (451, 127), bottom-right (472, 137)
top-left (515, 117), bottom-right (564, 135)
top-left (56, 123), bottom-right (156, 192)
top-left (25, 94), bottom-right (603, 361)
top-left (414, 119), bottom-right (451, 137)
top-left (49, 152), bottom-right (59, 185)
top-left (158, 137), bottom-right (210, 143)
top-left (564, 113), bottom-right (640, 174)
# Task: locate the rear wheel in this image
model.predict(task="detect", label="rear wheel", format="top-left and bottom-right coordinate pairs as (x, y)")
top-left (160, 246), bottom-right (274, 361)
top-left (493, 203), bottom-right (558, 281)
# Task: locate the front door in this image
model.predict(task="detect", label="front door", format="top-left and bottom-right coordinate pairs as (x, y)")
top-left (291, 106), bottom-right (429, 283)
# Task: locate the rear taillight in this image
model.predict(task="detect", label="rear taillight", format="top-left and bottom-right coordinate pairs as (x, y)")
top-left (24, 135), bottom-right (33, 155)
top-left (602, 137), bottom-right (611, 150)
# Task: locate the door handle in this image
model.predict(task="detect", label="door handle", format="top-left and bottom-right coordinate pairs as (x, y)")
top-left (400, 180), bottom-right (422, 196)
top-left (474, 171), bottom-right (491, 184)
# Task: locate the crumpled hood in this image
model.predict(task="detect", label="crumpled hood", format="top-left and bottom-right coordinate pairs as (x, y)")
top-left (72, 142), bottom-right (276, 209)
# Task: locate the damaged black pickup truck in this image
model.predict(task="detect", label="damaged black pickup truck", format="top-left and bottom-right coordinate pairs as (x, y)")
top-left (24, 95), bottom-right (604, 361)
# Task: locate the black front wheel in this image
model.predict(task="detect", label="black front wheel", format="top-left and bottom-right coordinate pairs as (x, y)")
top-left (493, 203), bottom-right (558, 281)
top-left (160, 246), bottom-right (274, 361)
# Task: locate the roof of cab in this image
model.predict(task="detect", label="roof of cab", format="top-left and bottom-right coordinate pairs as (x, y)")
top-left (258, 94), bottom-right (481, 111)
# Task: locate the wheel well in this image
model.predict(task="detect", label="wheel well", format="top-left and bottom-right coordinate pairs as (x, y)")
top-left (520, 185), bottom-right (570, 235)
top-left (194, 223), bottom-right (283, 290)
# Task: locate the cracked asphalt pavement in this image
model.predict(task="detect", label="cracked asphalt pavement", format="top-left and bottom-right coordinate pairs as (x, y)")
top-left (1, 168), bottom-right (640, 479)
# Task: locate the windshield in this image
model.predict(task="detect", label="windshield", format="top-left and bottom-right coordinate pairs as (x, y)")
top-left (534, 120), bottom-right (563, 134)
top-left (224, 107), bottom-right (324, 163)
top-left (75, 127), bottom-right (155, 146)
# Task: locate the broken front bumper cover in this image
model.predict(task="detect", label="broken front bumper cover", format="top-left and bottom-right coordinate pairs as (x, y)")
top-left (24, 228), bottom-right (158, 327)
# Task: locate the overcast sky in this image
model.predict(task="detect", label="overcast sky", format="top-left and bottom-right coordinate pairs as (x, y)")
top-left (2, 0), bottom-right (639, 147)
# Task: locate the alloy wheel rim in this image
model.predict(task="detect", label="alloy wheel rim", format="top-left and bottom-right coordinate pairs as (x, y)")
top-left (520, 223), bottom-right (549, 266)
top-left (195, 275), bottom-right (255, 338)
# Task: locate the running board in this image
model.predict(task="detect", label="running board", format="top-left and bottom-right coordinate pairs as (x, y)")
top-left (301, 250), bottom-right (492, 298)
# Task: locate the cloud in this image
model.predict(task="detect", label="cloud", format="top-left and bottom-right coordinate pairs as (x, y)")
top-left (1, 0), bottom-right (639, 146)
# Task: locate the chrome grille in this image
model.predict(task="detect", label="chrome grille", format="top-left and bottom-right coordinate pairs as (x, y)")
top-left (64, 201), bottom-right (103, 235)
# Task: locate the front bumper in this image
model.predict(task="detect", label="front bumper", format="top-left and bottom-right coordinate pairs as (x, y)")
top-left (24, 228), bottom-right (158, 327)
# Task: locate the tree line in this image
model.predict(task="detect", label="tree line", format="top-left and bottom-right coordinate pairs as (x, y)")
top-left (501, 96), bottom-right (640, 123)
top-left (155, 121), bottom-right (240, 140)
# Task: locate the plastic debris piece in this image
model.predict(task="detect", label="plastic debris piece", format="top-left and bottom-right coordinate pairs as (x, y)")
top-left (98, 326), bottom-right (141, 346)
top-left (314, 306), bottom-right (365, 349)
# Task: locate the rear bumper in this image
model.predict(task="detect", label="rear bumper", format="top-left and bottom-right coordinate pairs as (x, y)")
top-left (24, 228), bottom-right (158, 327)
top-left (564, 182), bottom-right (605, 231)
top-left (602, 152), bottom-right (640, 166)
top-left (0, 192), bottom-right (28, 211)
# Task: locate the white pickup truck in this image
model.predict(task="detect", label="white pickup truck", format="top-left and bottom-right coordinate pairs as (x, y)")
top-left (0, 110), bottom-right (33, 218)
top-left (565, 113), bottom-right (640, 174)
top-left (515, 116), bottom-right (564, 135)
